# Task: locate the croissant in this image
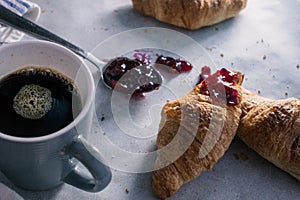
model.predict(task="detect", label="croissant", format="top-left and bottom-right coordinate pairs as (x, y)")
top-left (152, 68), bottom-right (244, 199)
top-left (237, 89), bottom-right (300, 181)
top-left (132, 0), bottom-right (248, 30)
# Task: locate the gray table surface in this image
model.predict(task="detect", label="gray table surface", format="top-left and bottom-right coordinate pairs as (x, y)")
top-left (1, 0), bottom-right (300, 199)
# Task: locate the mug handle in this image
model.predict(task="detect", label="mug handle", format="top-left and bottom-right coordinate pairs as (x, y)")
top-left (63, 136), bottom-right (112, 192)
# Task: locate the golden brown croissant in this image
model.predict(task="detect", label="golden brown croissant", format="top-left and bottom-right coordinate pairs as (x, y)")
top-left (237, 89), bottom-right (300, 181)
top-left (132, 0), bottom-right (248, 30)
top-left (152, 68), bottom-right (244, 199)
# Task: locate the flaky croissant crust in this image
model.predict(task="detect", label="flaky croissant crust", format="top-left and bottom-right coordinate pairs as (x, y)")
top-left (151, 69), bottom-right (300, 199)
top-left (132, 0), bottom-right (248, 30)
top-left (238, 89), bottom-right (300, 181)
top-left (152, 75), bottom-right (243, 199)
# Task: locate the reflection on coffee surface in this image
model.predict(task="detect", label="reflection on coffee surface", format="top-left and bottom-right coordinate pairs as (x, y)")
top-left (0, 66), bottom-right (82, 137)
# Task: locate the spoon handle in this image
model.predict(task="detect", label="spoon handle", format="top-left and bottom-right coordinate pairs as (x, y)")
top-left (0, 5), bottom-right (103, 69)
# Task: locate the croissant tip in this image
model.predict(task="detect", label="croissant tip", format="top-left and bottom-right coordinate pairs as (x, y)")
top-left (231, 70), bottom-right (244, 86)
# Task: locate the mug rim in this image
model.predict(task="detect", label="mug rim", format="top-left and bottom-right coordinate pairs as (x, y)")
top-left (0, 40), bottom-right (95, 143)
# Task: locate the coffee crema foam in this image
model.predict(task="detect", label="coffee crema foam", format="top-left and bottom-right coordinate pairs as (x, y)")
top-left (13, 84), bottom-right (53, 120)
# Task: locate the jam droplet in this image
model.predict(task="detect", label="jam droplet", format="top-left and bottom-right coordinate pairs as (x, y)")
top-left (133, 50), bottom-right (152, 65)
top-left (199, 67), bottom-right (241, 106)
top-left (102, 57), bottom-right (162, 94)
top-left (155, 55), bottom-right (193, 72)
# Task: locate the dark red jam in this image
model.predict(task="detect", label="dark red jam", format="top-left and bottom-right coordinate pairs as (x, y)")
top-left (199, 67), bottom-right (240, 106)
top-left (133, 50), bottom-right (152, 65)
top-left (102, 57), bottom-right (162, 94)
top-left (155, 55), bottom-right (193, 72)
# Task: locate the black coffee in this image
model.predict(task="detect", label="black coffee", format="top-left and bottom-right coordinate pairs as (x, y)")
top-left (0, 66), bottom-right (82, 137)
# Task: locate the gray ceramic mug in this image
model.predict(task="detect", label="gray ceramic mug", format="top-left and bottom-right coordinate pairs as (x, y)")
top-left (0, 41), bottom-right (111, 192)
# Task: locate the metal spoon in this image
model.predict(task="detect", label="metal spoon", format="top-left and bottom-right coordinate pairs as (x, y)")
top-left (0, 5), bottom-right (111, 88)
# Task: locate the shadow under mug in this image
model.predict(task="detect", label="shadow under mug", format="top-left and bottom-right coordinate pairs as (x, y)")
top-left (0, 41), bottom-right (111, 192)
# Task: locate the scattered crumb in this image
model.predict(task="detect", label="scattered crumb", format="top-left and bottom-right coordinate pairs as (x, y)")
top-left (285, 91), bottom-right (288, 96)
top-left (60, 58), bottom-right (63, 62)
top-left (10, 53), bottom-right (13, 57)
top-left (262, 55), bottom-right (267, 60)
top-left (256, 39), bottom-right (264, 44)
top-left (297, 64), bottom-right (299, 69)
top-left (220, 53), bottom-right (224, 58)
top-left (144, 29), bottom-right (148, 33)
top-left (215, 27), bottom-right (219, 31)
top-left (240, 153), bottom-right (249, 161)
top-left (231, 62), bottom-right (234, 66)
top-left (113, 9), bottom-right (119, 13)
top-left (205, 47), bottom-right (216, 52)
top-left (257, 90), bottom-right (261, 94)
top-left (233, 153), bottom-right (239, 160)
top-left (233, 152), bottom-right (249, 161)
top-left (101, 116), bottom-right (105, 121)
top-left (125, 188), bottom-right (129, 194)
top-left (273, 75), bottom-right (276, 78)
top-left (103, 132), bottom-right (106, 135)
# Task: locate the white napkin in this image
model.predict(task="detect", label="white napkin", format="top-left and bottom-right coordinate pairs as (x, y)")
top-left (0, 0), bottom-right (41, 43)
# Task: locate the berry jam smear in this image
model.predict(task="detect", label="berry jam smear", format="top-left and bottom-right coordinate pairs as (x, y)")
top-left (199, 67), bottom-right (241, 106)
top-left (102, 57), bottom-right (162, 94)
top-left (103, 53), bottom-right (193, 94)
top-left (155, 55), bottom-right (193, 72)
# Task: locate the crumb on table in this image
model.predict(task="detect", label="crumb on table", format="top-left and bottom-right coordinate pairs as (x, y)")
top-left (239, 153), bottom-right (249, 161)
top-left (233, 153), bottom-right (249, 161)
top-left (233, 153), bottom-right (239, 160)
